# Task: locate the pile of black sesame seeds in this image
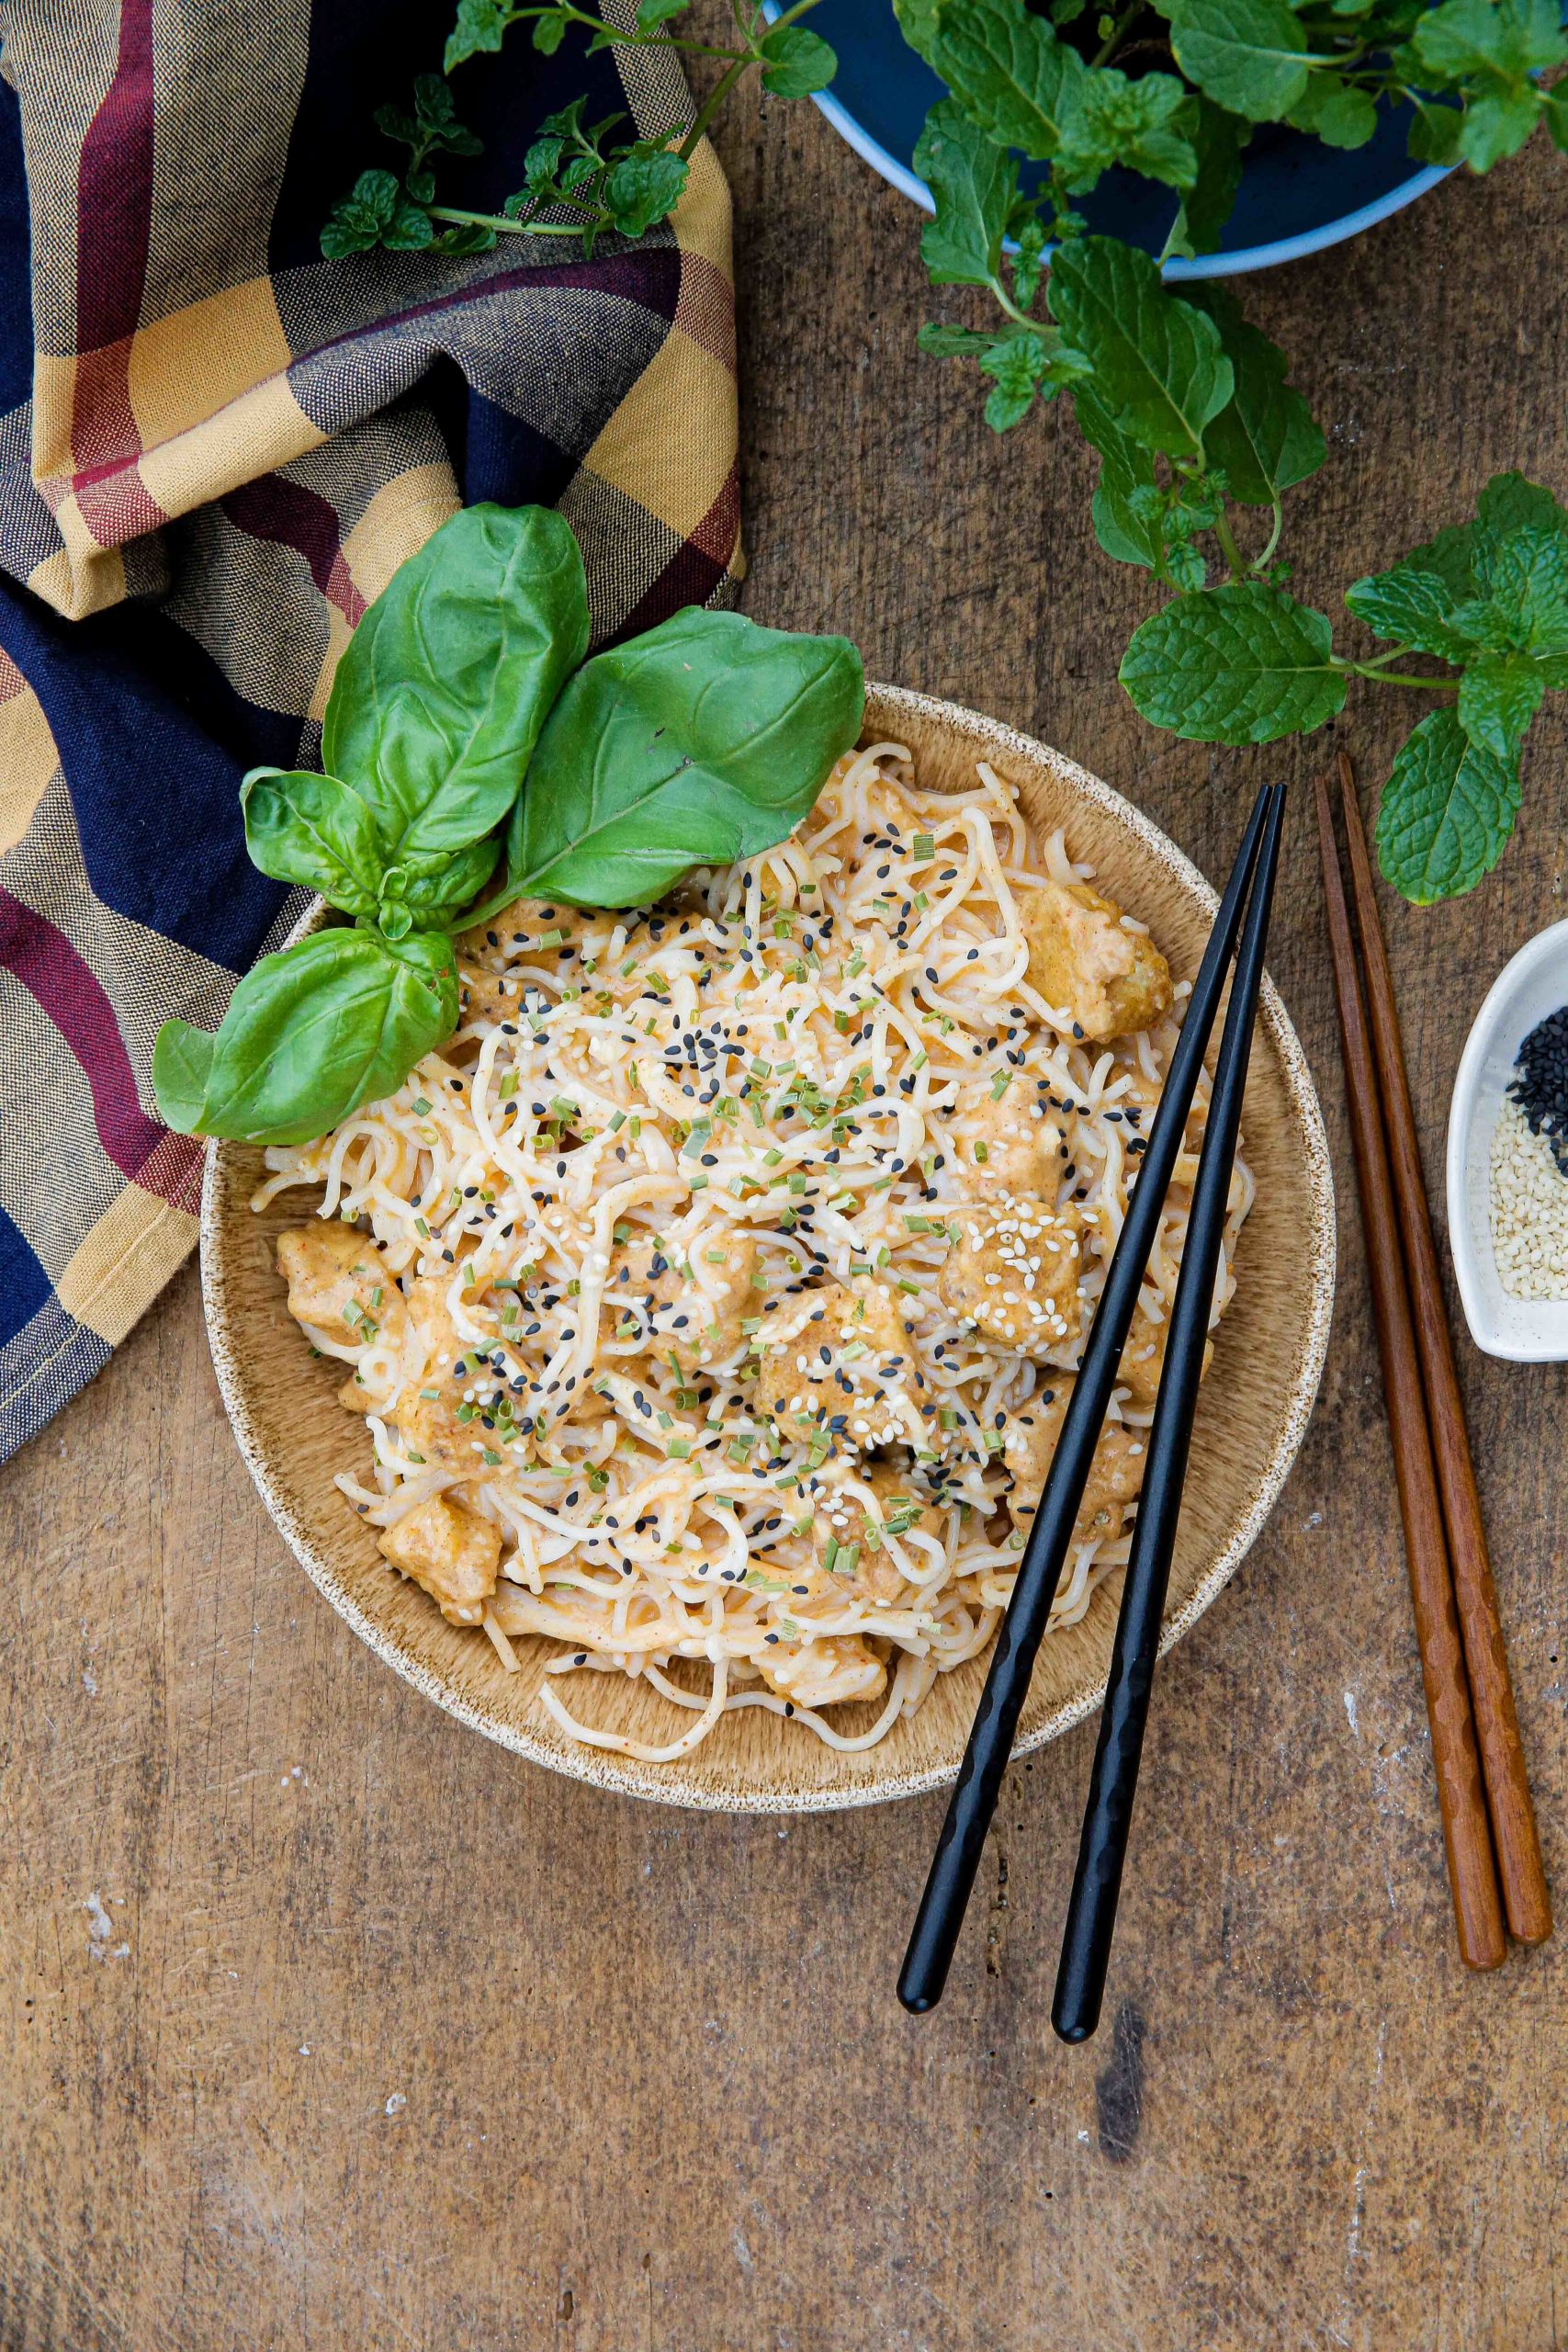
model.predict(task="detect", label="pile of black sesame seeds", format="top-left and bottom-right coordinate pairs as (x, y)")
top-left (1507, 1004), bottom-right (1568, 1177)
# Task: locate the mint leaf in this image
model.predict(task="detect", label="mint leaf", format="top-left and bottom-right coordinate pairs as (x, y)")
top-left (604, 149), bottom-right (688, 234)
top-left (446, 0), bottom-right (510, 70)
top-left (1470, 525), bottom-right (1568, 650)
top-left (1375, 708), bottom-right (1521, 901)
top-left (1120, 582), bottom-right (1346, 741)
top-left (1412, 0), bottom-right (1566, 84)
top-left (1167, 0), bottom-right (1310, 121)
top-left (917, 322), bottom-right (1001, 358)
top-left (977, 330), bottom-right (1089, 430)
top-left (909, 0), bottom-right (1089, 161)
top-left (1459, 654), bottom-right (1546, 761)
top-left (914, 102), bottom-right (1018, 287)
top-left (759, 26), bottom-right (838, 97)
top-left (1165, 98), bottom-right (1248, 257)
top-left (637, 0), bottom-right (689, 22)
top-left (1047, 236), bottom-right (1232, 458)
top-left (1186, 283), bottom-right (1325, 506)
top-left (1058, 68), bottom-right (1199, 193)
top-left (1344, 565), bottom-right (1477, 659)
top-left (1076, 390), bottom-right (1167, 571)
top-left (1457, 85), bottom-right (1544, 168)
top-left (321, 168), bottom-right (399, 258)
top-left (1287, 74), bottom-right (1380, 147)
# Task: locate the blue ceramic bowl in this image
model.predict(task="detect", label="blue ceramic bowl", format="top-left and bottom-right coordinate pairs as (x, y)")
top-left (775, 2), bottom-right (1449, 278)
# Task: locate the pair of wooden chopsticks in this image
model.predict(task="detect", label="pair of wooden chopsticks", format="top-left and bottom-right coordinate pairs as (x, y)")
top-left (899, 782), bottom-right (1288, 2031)
top-left (1315, 752), bottom-right (1551, 1968)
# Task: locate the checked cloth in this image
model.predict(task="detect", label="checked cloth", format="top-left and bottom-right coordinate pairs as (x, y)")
top-left (0, 3), bottom-right (741, 1463)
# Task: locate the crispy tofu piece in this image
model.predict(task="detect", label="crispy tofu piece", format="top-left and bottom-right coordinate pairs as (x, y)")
top-left (378, 1492), bottom-right (501, 1625)
top-left (604, 1229), bottom-right (761, 1374)
top-left (455, 902), bottom-right (604, 1027)
top-left (278, 1223), bottom-right (405, 1352)
top-left (1018, 876), bottom-right (1171, 1043)
top-left (1002, 1380), bottom-right (1147, 1543)
top-left (386, 1275), bottom-right (471, 1467)
top-left (750, 1278), bottom-right (917, 1436)
top-left (754, 1634), bottom-right (887, 1711)
top-left (806, 1464), bottom-right (933, 1603)
top-left (938, 1194), bottom-right (1083, 1357)
top-left (950, 1081), bottom-right (1066, 1195)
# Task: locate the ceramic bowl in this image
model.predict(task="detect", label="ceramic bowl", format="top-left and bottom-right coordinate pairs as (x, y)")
top-left (200, 684), bottom-right (1336, 1812)
top-left (764, 2), bottom-right (1448, 278)
top-left (1447, 918), bottom-right (1568, 1363)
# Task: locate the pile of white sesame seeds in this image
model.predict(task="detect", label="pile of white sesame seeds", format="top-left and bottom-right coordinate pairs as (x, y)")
top-left (1490, 1094), bottom-right (1568, 1299)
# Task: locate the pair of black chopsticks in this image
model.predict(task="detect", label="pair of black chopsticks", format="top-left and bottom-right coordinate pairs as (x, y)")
top-left (898, 781), bottom-right (1288, 2040)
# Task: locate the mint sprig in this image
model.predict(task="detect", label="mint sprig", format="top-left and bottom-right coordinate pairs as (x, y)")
top-left (337, 0), bottom-right (1568, 905)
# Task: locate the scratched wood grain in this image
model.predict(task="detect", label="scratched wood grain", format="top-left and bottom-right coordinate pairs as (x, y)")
top-left (4, 35), bottom-right (1567, 2350)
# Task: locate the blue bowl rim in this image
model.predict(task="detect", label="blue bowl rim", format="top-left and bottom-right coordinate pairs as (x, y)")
top-left (787, 49), bottom-right (1452, 279)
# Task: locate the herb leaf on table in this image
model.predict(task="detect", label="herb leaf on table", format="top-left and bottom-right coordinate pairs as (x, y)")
top-left (329, 0), bottom-right (1568, 905)
top-left (491, 608), bottom-right (865, 910)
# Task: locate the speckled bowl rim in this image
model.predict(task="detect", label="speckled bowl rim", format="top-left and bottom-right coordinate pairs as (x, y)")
top-left (201, 684), bottom-right (1336, 1813)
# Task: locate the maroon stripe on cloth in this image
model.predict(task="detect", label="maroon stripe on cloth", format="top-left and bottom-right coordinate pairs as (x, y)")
top-left (71, 0), bottom-right (155, 474)
top-left (0, 886), bottom-right (194, 1200)
top-left (297, 242), bottom-right (684, 381)
top-left (221, 476), bottom-right (366, 623)
top-left (607, 462), bottom-right (739, 646)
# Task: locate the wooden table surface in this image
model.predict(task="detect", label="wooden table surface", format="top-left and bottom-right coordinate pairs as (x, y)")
top-left (6, 49), bottom-right (1567, 2352)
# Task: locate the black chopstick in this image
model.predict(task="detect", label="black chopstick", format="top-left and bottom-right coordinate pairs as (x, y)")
top-left (897, 783), bottom-right (1280, 2016)
top-left (1052, 781), bottom-right (1287, 2043)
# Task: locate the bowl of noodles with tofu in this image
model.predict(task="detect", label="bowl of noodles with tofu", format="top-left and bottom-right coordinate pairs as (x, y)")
top-left (201, 684), bottom-right (1335, 1812)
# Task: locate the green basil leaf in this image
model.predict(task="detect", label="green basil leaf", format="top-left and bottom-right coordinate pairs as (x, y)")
top-left (1165, 99), bottom-right (1249, 259)
top-left (1458, 653), bottom-right (1546, 763)
top-left (491, 608), bottom-right (864, 910)
top-left (323, 503), bottom-right (590, 869)
top-left (905, 0), bottom-right (1089, 161)
top-left (396, 833), bottom-right (501, 922)
top-left (1120, 582), bottom-right (1346, 741)
top-left (240, 768), bottom-right (385, 915)
top-left (1047, 236), bottom-right (1233, 458)
top-left (913, 102), bottom-right (1019, 287)
top-left (1375, 708), bottom-right (1521, 902)
top-left (153, 928), bottom-right (458, 1146)
top-left (758, 26), bottom-right (838, 97)
top-left (152, 1021), bottom-right (216, 1135)
top-left (1184, 283), bottom-right (1325, 505)
top-left (1167, 0), bottom-right (1310, 120)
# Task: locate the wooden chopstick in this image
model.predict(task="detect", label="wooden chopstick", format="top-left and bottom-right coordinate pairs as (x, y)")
top-left (1314, 770), bottom-right (1506, 1971)
top-left (1335, 752), bottom-right (1551, 1946)
top-left (1052, 782), bottom-right (1288, 2044)
top-left (898, 783), bottom-right (1278, 2016)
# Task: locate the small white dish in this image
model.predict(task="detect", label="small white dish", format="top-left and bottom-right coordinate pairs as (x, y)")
top-left (1447, 918), bottom-right (1568, 1362)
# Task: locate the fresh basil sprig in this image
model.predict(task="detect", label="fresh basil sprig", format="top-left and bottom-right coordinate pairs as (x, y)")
top-left (154, 503), bottom-right (863, 1147)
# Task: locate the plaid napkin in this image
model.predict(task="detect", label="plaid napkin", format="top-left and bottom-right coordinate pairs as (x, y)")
top-left (0, 5), bottom-right (741, 1463)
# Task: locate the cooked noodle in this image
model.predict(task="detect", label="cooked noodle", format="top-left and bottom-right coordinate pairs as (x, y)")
top-left (257, 747), bottom-right (1252, 1761)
